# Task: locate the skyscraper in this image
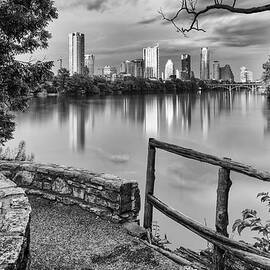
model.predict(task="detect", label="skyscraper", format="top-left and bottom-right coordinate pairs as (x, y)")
top-left (200, 47), bottom-right (210, 80)
top-left (165, 59), bottom-right (174, 80)
top-left (176, 69), bottom-right (180, 79)
top-left (143, 44), bottom-right (159, 79)
top-left (132, 59), bottom-right (144, 78)
top-left (85, 54), bottom-right (95, 76)
top-left (213, 61), bottom-right (220, 81)
top-left (69, 32), bottom-right (85, 75)
top-left (181, 54), bottom-right (191, 80)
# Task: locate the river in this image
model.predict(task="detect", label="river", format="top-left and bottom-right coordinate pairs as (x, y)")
top-left (7, 91), bottom-right (270, 251)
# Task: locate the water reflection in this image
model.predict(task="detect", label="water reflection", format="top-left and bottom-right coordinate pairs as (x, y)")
top-left (19, 90), bottom-right (265, 152)
top-left (263, 98), bottom-right (270, 135)
top-left (12, 90), bottom-right (270, 251)
top-left (69, 104), bottom-right (87, 151)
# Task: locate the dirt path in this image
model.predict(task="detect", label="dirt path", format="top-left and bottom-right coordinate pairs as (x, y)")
top-left (29, 195), bottom-right (183, 270)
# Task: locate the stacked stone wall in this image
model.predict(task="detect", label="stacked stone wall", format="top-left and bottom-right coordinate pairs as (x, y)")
top-left (0, 161), bottom-right (140, 223)
top-left (0, 174), bottom-right (31, 270)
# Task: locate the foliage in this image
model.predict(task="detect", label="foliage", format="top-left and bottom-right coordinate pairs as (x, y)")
top-left (232, 192), bottom-right (270, 252)
top-left (51, 72), bottom-right (205, 96)
top-left (0, 140), bottom-right (34, 161)
top-left (262, 57), bottom-right (270, 85)
top-left (151, 221), bottom-right (171, 248)
top-left (0, 0), bottom-right (58, 145)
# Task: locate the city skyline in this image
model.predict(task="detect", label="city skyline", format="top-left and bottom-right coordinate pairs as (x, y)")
top-left (67, 31), bottom-right (251, 82)
top-left (17, 0), bottom-right (270, 80)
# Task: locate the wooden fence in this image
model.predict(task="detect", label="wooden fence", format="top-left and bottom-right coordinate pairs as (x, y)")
top-left (143, 138), bottom-right (270, 270)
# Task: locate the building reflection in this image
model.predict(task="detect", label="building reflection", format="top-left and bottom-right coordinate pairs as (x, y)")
top-left (69, 104), bottom-right (87, 151)
top-left (263, 97), bottom-right (270, 135)
top-left (144, 97), bottom-right (158, 136)
top-left (23, 90), bottom-right (261, 153)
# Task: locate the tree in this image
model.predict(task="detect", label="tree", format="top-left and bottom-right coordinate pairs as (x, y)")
top-left (53, 68), bottom-right (70, 93)
top-left (0, 0), bottom-right (58, 144)
top-left (262, 56), bottom-right (270, 86)
top-left (160, 1), bottom-right (270, 35)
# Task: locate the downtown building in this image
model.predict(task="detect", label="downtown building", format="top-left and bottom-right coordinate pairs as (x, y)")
top-left (120, 59), bottom-right (144, 78)
top-left (85, 54), bottom-right (95, 76)
top-left (69, 32), bottom-right (85, 75)
top-left (143, 44), bottom-right (160, 79)
top-left (212, 61), bottom-right (220, 81)
top-left (181, 54), bottom-right (191, 80)
top-left (165, 59), bottom-right (175, 80)
top-left (200, 47), bottom-right (210, 80)
top-left (212, 61), bottom-right (234, 82)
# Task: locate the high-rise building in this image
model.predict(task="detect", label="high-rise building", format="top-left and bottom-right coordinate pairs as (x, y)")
top-left (176, 69), bottom-right (180, 79)
top-left (143, 44), bottom-right (159, 79)
top-left (120, 61), bottom-right (127, 73)
top-left (132, 59), bottom-right (144, 78)
top-left (213, 61), bottom-right (220, 81)
top-left (165, 59), bottom-right (174, 80)
top-left (69, 32), bottom-right (85, 75)
top-left (181, 54), bottom-right (191, 80)
top-left (220, 64), bottom-right (234, 82)
top-left (120, 60), bottom-right (133, 75)
top-left (240, 66), bottom-right (253, 83)
top-left (200, 47), bottom-right (210, 80)
top-left (120, 59), bottom-right (144, 78)
top-left (85, 54), bottom-right (95, 76)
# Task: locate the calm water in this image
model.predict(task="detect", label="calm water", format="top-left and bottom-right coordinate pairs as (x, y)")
top-left (8, 91), bottom-right (270, 250)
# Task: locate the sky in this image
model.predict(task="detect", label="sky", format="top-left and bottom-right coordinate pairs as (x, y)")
top-left (21, 0), bottom-right (270, 80)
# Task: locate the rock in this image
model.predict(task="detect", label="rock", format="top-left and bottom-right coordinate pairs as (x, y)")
top-left (52, 178), bottom-right (72, 194)
top-left (13, 171), bottom-right (35, 186)
top-left (72, 187), bottom-right (85, 200)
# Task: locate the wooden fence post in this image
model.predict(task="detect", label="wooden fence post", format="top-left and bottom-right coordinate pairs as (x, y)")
top-left (143, 139), bottom-right (156, 230)
top-left (214, 165), bottom-right (232, 270)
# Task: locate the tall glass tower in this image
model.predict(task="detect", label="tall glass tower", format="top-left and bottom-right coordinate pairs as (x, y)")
top-left (143, 44), bottom-right (159, 79)
top-left (165, 59), bottom-right (174, 80)
top-left (200, 47), bottom-right (210, 80)
top-left (85, 54), bottom-right (95, 76)
top-left (69, 32), bottom-right (85, 75)
top-left (181, 54), bottom-right (191, 80)
top-left (213, 60), bottom-right (220, 81)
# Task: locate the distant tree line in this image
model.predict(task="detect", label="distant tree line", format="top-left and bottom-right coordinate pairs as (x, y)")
top-left (43, 68), bottom-right (206, 97)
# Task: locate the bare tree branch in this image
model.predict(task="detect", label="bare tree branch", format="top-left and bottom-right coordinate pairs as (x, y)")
top-left (160, 0), bottom-right (270, 35)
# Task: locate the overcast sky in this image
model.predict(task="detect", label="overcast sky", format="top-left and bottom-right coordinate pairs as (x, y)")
top-left (23, 0), bottom-right (270, 80)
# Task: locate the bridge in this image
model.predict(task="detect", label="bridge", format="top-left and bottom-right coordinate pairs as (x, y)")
top-left (206, 82), bottom-right (263, 91)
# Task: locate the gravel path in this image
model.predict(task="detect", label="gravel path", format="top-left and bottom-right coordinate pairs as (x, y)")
top-left (29, 195), bottom-right (183, 270)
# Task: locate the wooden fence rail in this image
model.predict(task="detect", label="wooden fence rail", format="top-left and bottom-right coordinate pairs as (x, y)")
top-left (143, 138), bottom-right (270, 270)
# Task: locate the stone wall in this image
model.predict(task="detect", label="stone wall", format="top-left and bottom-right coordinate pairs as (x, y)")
top-left (0, 161), bottom-right (140, 223)
top-left (0, 173), bottom-right (31, 270)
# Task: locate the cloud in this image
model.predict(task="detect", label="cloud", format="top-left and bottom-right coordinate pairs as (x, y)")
top-left (137, 16), bottom-right (160, 25)
top-left (56, 0), bottom-right (139, 12)
top-left (200, 14), bottom-right (270, 48)
top-left (86, 0), bottom-right (108, 11)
